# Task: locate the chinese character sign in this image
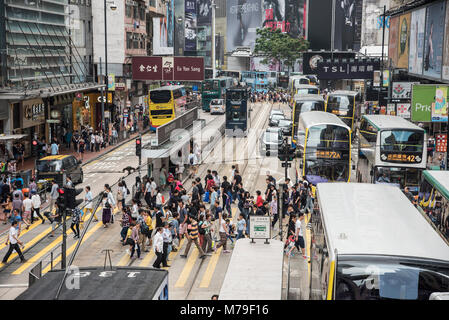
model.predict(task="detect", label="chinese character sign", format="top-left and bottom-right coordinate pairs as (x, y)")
top-left (132, 57), bottom-right (204, 81)
top-left (132, 57), bottom-right (163, 80)
top-left (436, 134), bottom-right (447, 152)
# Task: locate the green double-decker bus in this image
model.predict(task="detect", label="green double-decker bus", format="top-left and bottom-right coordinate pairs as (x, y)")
top-left (201, 77), bottom-right (233, 111)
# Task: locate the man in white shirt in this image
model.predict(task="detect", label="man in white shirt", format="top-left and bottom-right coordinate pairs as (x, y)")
top-left (2, 221), bottom-right (25, 263)
top-left (152, 227), bottom-right (164, 268)
top-left (293, 213), bottom-right (307, 259)
top-left (30, 190), bottom-right (45, 224)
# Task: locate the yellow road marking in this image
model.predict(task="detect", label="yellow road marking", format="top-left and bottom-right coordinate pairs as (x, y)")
top-left (11, 209), bottom-right (98, 274)
top-left (117, 250), bottom-right (131, 266)
top-left (174, 248), bottom-right (198, 288)
top-left (42, 221), bottom-right (103, 274)
top-left (199, 247), bottom-right (222, 288)
top-left (138, 250), bottom-right (155, 267)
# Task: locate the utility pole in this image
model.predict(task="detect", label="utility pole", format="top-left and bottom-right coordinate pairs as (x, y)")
top-left (103, 0), bottom-right (109, 133)
top-left (100, 57), bottom-right (105, 133)
top-left (211, 0), bottom-right (216, 78)
top-left (331, 0), bottom-right (336, 51)
top-left (380, 5), bottom-right (386, 95)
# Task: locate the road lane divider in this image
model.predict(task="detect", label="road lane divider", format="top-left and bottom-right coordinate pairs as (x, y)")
top-left (199, 247), bottom-right (222, 288)
top-left (174, 248), bottom-right (199, 288)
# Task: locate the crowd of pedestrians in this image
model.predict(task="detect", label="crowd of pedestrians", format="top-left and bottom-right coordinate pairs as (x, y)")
top-left (250, 89), bottom-right (290, 104)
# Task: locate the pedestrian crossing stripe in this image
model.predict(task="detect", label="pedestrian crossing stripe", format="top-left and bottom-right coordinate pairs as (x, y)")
top-left (199, 247), bottom-right (222, 288)
top-left (41, 221), bottom-right (104, 275)
top-left (174, 248), bottom-right (199, 288)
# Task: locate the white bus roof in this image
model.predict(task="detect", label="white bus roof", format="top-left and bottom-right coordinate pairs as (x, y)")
top-left (150, 85), bottom-right (184, 91)
top-left (219, 238), bottom-right (284, 300)
top-left (329, 90), bottom-right (358, 96)
top-left (299, 111), bottom-right (350, 131)
top-left (423, 170), bottom-right (449, 200)
top-left (363, 115), bottom-right (424, 131)
top-left (294, 94), bottom-right (324, 102)
top-left (317, 183), bottom-right (449, 262)
top-left (295, 84), bottom-right (319, 89)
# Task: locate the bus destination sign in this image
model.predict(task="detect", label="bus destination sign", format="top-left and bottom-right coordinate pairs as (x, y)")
top-left (316, 150), bottom-right (342, 159)
top-left (380, 152), bottom-right (422, 163)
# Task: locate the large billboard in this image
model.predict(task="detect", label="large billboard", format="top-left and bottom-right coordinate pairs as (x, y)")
top-left (262, 0), bottom-right (307, 38)
top-left (423, 1), bottom-right (446, 79)
top-left (197, 0), bottom-right (212, 24)
top-left (174, 0), bottom-right (185, 55)
top-left (153, 17), bottom-right (174, 55)
top-left (408, 8), bottom-right (426, 75)
top-left (443, 0), bottom-right (449, 80)
top-left (397, 13), bottom-right (410, 69)
top-left (333, 0), bottom-right (363, 51)
top-left (388, 16), bottom-right (399, 68)
top-left (308, 0), bottom-right (332, 50)
top-left (185, 0), bottom-right (197, 51)
top-left (411, 84), bottom-right (449, 122)
top-left (226, 0), bottom-right (262, 52)
top-left (302, 51), bottom-right (356, 75)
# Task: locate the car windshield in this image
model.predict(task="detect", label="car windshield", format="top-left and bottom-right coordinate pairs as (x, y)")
top-left (278, 120), bottom-right (291, 127)
top-left (36, 160), bottom-right (62, 172)
top-left (211, 100), bottom-right (223, 105)
top-left (150, 90), bottom-right (171, 103)
top-left (336, 258), bottom-right (449, 300)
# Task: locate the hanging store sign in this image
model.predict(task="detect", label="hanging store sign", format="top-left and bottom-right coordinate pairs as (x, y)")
top-left (392, 82), bottom-right (418, 99)
top-left (316, 59), bottom-right (380, 80)
top-left (22, 98), bottom-right (45, 129)
top-left (396, 103), bottom-right (411, 118)
top-left (132, 56), bottom-right (204, 81)
top-left (436, 134), bottom-right (447, 152)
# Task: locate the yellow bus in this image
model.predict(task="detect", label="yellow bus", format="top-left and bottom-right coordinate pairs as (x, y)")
top-left (325, 90), bottom-right (360, 132)
top-left (148, 85), bottom-right (187, 131)
top-left (295, 111), bottom-right (351, 185)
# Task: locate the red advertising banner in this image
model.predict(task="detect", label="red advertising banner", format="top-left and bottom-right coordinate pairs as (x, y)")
top-left (436, 134), bottom-right (447, 152)
top-left (132, 56), bottom-right (204, 81)
top-left (174, 57), bottom-right (204, 81)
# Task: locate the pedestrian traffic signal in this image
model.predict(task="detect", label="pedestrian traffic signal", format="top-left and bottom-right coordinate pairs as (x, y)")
top-left (31, 139), bottom-right (38, 156)
top-left (56, 188), bottom-right (66, 213)
top-left (278, 144), bottom-right (295, 162)
top-left (136, 138), bottom-right (141, 157)
top-left (65, 187), bottom-right (83, 210)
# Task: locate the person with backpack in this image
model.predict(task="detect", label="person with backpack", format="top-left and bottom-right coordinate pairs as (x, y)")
top-left (138, 210), bottom-right (152, 252)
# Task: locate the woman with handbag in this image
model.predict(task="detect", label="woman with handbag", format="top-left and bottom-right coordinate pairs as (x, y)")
top-left (101, 193), bottom-right (112, 228)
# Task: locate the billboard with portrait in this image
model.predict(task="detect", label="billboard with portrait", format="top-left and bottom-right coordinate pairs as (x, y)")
top-left (397, 13), bottom-right (410, 69)
top-left (442, 0), bottom-right (449, 80)
top-left (388, 16), bottom-right (399, 68)
top-left (333, 0), bottom-right (363, 51)
top-left (423, 1), bottom-right (446, 79)
top-left (226, 0), bottom-right (262, 52)
top-left (408, 8), bottom-right (426, 75)
top-left (262, 0), bottom-right (307, 38)
top-left (153, 17), bottom-right (174, 55)
top-left (185, 0), bottom-right (197, 51)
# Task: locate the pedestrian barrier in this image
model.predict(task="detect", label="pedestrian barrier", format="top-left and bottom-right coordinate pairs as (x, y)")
top-left (28, 242), bottom-right (62, 287)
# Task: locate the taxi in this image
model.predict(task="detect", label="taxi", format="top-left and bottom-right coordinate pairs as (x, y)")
top-left (35, 155), bottom-right (83, 186)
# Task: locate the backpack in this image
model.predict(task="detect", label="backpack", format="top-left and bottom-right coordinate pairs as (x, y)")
top-left (198, 221), bottom-right (205, 235)
top-left (140, 219), bottom-right (150, 234)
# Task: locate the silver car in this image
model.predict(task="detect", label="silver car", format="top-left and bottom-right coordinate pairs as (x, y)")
top-left (210, 99), bottom-right (225, 114)
top-left (260, 127), bottom-right (283, 156)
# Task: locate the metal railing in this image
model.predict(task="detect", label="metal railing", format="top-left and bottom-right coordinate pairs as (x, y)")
top-left (28, 242), bottom-right (62, 287)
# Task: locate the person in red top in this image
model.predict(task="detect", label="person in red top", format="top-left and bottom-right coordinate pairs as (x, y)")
top-left (256, 190), bottom-right (264, 208)
top-left (206, 177), bottom-right (215, 193)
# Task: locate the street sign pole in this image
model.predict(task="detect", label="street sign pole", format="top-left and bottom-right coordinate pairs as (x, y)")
top-left (61, 208), bottom-right (67, 269)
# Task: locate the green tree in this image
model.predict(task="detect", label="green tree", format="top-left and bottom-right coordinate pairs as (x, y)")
top-left (254, 28), bottom-right (309, 72)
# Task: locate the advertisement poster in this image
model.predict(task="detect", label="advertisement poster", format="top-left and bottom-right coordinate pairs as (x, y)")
top-left (443, 1), bottom-right (449, 80)
top-left (226, 0), bottom-right (262, 52)
top-left (382, 70), bottom-right (390, 87)
top-left (408, 8), bottom-right (426, 75)
top-left (197, 0), bottom-right (212, 24)
top-left (174, 0), bottom-right (185, 55)
top-left (436, 134), bottom-right (447, 152)
top-left (392, 82), bottom-right (418, 99)
top-left (185, 0), bottom-right (197, 51)
top-left (388, 16), bottom-right (399, 68)
top-left (387, 103), bottom-right (396, 115)
top-left (167, 0), bottom-right (174, 48)
top-left (423, 1), bottom-right (446, 79)
top-left (153, 16), bottom-right (174, 55)
top-left (108, 73), bottom-right (115, 91)
top-left (333, 0), bottom-right (363, 50)
top-left (397, 13), bottom-right (410, 69)
top-left (396, 103), bottom-right (411, 118)
top-left (262, 0), bottom-right (307, 38)
top-left (432, 86), bottom-right (448, 122)
top-left (411, 85), bottom-right (437, 122)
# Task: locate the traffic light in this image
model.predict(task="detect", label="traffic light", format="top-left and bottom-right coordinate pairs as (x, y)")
top-left (56, 188), bottom-right (66, 213)
top-left (136, 137), bottom-right (142, 157)
top-left (31, 139), bottom-right (38, 156)
top-left (65, 187), bottom-right (83, 210)
top-left (278, 144), bottom-right (295, 162)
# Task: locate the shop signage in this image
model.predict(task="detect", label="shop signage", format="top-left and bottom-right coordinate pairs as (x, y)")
top-left (116, 83), bottom-right (126, 90)
top-left (108, 73), bottom-right (115, 91)
top-left (436, 134), bottom-right (447, 152)
top-left (387, 103), bottom-right (396, 115)
top-left (249, 216), bottom-right (271, 240)
top-left (396, 103), bottom-right (411, 118)
top-left (411, 84), bottom-right (449, 122)
top-left (23, 98), bottom-right (45, 129)
top-left (156, 107), bottom-right (199, 146)
top-left (302, 51), bottom-right (356, 75)
top-left (132, 56), bottom-right (204, 81)
top-left (392, 82), bottom-right (418, 99)
top-left (316, 59), bottom-right (380, 80)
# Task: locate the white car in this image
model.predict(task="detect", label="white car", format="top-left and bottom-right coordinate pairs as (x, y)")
top-left (210, 99), bottom-right (225, 114)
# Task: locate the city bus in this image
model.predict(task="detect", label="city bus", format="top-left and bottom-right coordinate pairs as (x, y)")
top-left (219, 238), bottom-right (283, 300)
top-left (241, 71), bottom-right (269, 93)
top-left (225, 86), bottom-right (251, 136)
top-left (291, 94), bottom-right (325, 148)
top-left (357, 115), bottom-right (427, 193)
top-left (418, 170), bottom-right (449, 242)
top-left (288, 75), bottom-right (311, 95)
top-left (325, 90), bottom-right (360, 132)
top-left (296, 111), bottom-right (351, 185)
top-left (148, 85), bottom-right (187, 131)
top-left (310, 183), bottom-right (449, 300)
top-left (201, 77), bottom-right (233, 112)
top-left (295, 84), bottom-right (320, 96)
top-left (267, 71), bottom-right (277, 88)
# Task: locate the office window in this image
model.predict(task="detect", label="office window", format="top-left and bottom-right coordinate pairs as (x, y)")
top-left (126, 32), bottom-right (132, 49)
top-left (126, 4), bottom-right (132, 17)
top-left (133, 5), bottom-right (138, 19)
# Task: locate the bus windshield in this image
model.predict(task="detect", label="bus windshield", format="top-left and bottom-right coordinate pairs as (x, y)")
top-left (336, 258), bottom-right (449, 300)
top-left (294, 101), bottom-right (325, 122)
top-left (150, 90), bottom-right (172, 103)
top-left (375, 167), bottom-right (421, 189)
top-left (304, 125), bottom-right (350, 182)
top-left (380, 130), bottom-right (424, 153)
top-left (327, 95), bottom-right (354, 117)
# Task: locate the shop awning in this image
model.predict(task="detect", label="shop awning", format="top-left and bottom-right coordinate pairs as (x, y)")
top-left (0, 134), bottom-right (28, 141)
